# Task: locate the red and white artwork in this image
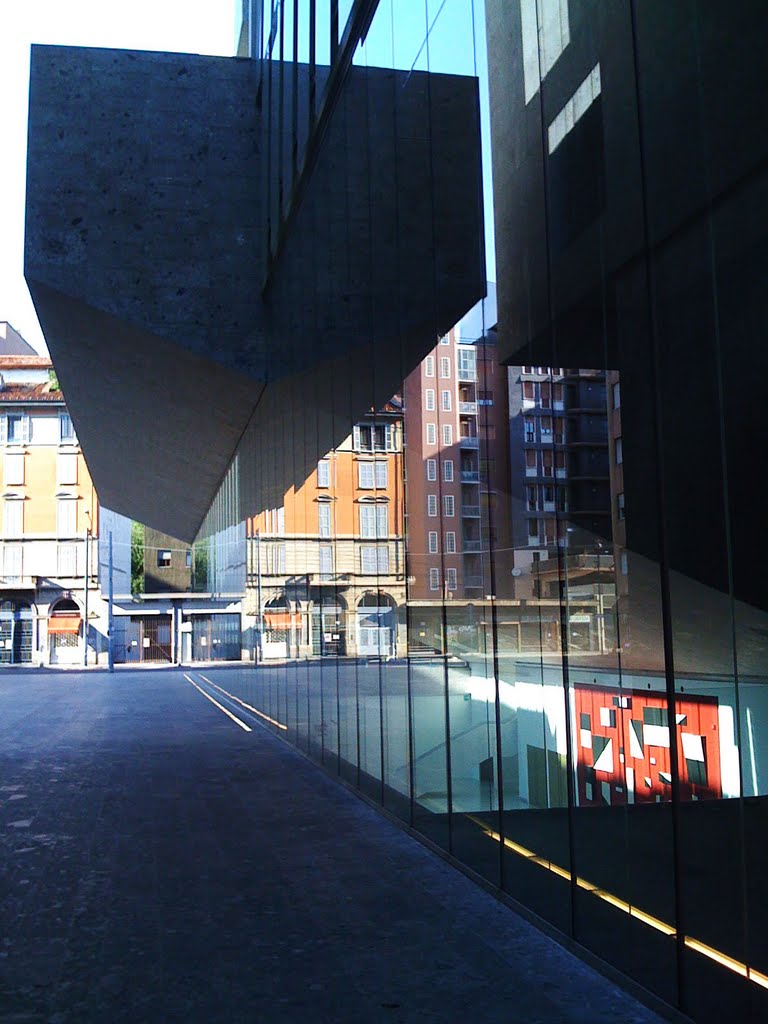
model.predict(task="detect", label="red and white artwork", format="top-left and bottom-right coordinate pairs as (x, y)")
top-left (574, 685), bottom-right (721, 806)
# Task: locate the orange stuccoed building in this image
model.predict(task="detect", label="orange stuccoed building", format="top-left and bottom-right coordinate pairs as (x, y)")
top-left (247, 401), bottom-right (406, 659)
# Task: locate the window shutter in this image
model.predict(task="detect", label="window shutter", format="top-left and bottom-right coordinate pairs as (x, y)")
top-left (361, 545), bottom-right (377, 574)
top-left (376, 504), bottom-right (388, 538)
top-left (377, 546), bottom-right (389, 573)
top-left (385, 424), bottom-right (395, 451)
top-left (353, 425), bottom-right (361, 450)
top-left (360, 505), bottom-right (375, 538)
top-left (375, 461), bottom-right (387, 489)
top-left (21, 415), bottom-right (30, 444)
top-left (0, 416), bottom-right (6, 444)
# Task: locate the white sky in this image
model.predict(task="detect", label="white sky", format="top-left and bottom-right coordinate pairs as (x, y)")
top-left (0, 1), bottom-right (237, 354)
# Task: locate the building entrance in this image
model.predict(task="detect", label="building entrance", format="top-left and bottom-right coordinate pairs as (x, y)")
top-left (311, 598), bottom-right (346, 656)
top-left (0, 599), bottom-right (33, 664)
top-left (49, 598), bottom-right (82, 665)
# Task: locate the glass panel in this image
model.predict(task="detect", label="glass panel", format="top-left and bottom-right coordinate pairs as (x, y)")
top-left (91, 5), bottom-right (768, 1020)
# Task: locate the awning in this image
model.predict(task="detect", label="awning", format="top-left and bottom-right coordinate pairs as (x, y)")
top-left (48, 615), bottom-right (81, 634)
top-left (264, 612), bottom-right (301, 628)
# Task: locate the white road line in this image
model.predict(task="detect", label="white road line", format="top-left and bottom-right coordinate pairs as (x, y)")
top-left (182, 673), bottom-right (251, 732)
top-left (199, 674), bottom-right (288, 731)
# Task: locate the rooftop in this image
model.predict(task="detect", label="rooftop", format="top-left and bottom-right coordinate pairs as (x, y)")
top-left (0, 381), bottom-right (63, 403)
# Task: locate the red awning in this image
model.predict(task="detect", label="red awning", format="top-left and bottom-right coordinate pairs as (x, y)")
top-left (48, 615), bottom-right (81, 634)
top-left (264, 612), bottom-right (300, 628)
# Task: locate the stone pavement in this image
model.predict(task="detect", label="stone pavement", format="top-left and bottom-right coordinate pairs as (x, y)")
top-left (0, 669), bottom-right (668, 1024)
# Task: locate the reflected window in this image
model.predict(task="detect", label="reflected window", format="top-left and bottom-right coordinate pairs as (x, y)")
top-left (55, 498), bottom-right (74, 537)
top-left (428, 531), bottom-right (438, 554)
top-left (426, 459), bottom-right (437, 481)
top-left (318, 502), bottom-right (332, 537)
top-left (359, 503), bottom-right (387, 539)
top-left (4, 454), bottom-right (24, 486)
top-left (429, 568), bottom-right (440, 591)
top-left (3, 542), bottom-right (22, 579)
top-left (4, 414), bottom-right (29, 445)
top-left (319, 544), bottom-right (333, 579)
top-left (317, 459), bottom-right (330, 487)
top-left (59, 413), bottom-right (75, 443)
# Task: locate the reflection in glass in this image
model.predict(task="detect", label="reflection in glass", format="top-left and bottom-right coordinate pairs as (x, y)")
top-left (193, 4), bottom-right (768, 1022)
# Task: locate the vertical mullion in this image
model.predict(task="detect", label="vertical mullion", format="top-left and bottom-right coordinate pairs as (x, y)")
top-left (330, 0), bottom-right (339, 62)
top-left (277, 0), bottom-right (286, 222)
top-left (292, 0), bottom-right (299, 187)
top-left (309, 0), bottom-right (316, 127)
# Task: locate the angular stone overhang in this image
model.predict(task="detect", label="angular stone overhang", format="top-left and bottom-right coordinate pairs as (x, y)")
top-left (26, 44), bottom-right (485, 541)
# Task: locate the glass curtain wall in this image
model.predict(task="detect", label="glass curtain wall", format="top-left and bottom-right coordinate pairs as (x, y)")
top-left (196, 3), bottom-right (768, 1023)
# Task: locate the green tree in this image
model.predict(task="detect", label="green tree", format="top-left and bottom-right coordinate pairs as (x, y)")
top-left (131, 521), bottom-right (145, 595)
top-left (193, 541), bottom-right (209, 592)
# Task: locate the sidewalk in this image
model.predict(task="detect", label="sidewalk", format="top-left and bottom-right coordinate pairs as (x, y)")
top-left (0, 668), bottom-right (668, 1023)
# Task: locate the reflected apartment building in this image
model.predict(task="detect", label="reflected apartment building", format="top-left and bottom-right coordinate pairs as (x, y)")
top-left (247, 402), bottom-right (405, 660)
top-left (0, 325), bottom-right (103, 665)
top-left (403, 315), bottom-right (512, 653)
top-left (24, 2), bottom-right (768, 1021)
top-left (508, 364), bottom-right (616, 655)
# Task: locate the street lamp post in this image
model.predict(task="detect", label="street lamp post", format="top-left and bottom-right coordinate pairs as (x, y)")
top-left (108, 530), bottom-right (114, 672)
top-left (83, 508), bottom-right (91, 667)
top-left (255, 529), bottom-right (263, 663)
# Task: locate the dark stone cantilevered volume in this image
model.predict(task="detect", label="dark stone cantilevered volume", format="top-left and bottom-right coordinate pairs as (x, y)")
top-left (25, 44), bottom-right (485, 541)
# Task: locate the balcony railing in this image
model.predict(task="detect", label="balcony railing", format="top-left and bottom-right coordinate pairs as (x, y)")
top-left (461, 504), bottom-right (481, 517)
top-left (459, 436), bottom-right (479, 449)
top-left (462, 539), bottom-right (482, 552)
top-left (459, 401), bottom-right (477, 415)
top-left (457, 368), bottom-right (476, 382)
top-left (464, 575), bottom-right (483, 588)
top-left (461, 470), bottom-right (480, 483)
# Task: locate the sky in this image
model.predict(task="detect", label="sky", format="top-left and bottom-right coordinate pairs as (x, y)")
top-left (0, 1), bottom-right (237, 355)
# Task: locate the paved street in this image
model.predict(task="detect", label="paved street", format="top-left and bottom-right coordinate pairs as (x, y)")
top-left (0, 668), bottom-right (666, 1024)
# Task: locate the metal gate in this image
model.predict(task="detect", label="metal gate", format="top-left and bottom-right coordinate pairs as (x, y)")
top-left (311, 602), bottom-right (346, 656)
top-left (121, 615), bottom-right (172, 663)
top-left (189, 613), bottom-right (241, 661)
top-left (0, 599), bottom-right (34, 664)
